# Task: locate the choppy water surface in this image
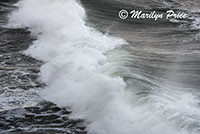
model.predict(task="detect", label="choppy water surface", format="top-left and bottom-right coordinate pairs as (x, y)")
top-left (1, 0), bottom-right (200, 134)
top-left (0, 1), bottom-right (86, 133)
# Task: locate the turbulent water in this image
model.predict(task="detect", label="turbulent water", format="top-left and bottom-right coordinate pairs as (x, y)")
top-left (1, 0), bottom-right (200, 134)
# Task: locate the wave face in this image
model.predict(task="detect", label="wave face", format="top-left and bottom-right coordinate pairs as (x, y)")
top-left (8, 0), bottom-right (200, 134)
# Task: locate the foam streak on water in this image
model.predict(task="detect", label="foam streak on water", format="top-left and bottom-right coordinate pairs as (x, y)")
top-left (8, 0), bottom-right (200, 134)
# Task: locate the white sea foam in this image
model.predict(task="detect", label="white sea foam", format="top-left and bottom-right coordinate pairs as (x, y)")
top-left (8, 0), bottom-right (200, 134)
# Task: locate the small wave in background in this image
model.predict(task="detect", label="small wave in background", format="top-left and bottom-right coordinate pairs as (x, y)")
top-left (1, 0), bottom-right (200, 134)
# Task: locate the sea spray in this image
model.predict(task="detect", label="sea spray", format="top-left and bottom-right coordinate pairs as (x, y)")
top-left (8, 0), bottom-right (194, 134)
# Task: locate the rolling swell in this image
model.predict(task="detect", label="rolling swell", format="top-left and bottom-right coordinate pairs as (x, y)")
top-left (81, 0), bottom-right (200, 133)
top-left (1, 0), bottom-right (200, 134)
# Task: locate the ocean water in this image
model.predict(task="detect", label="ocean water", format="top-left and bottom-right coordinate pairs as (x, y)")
top-left (1, 0), bottom-right (200, 134)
